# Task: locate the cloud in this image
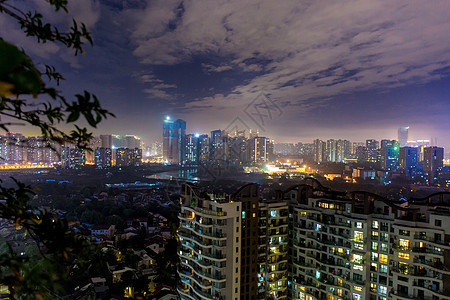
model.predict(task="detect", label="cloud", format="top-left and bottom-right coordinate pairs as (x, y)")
top-left (124, 0), bottom-right (450, 113)
top-left (201, 63), bottom-right (233, 73)
top-left (144, 88), bottom-right (173, 100)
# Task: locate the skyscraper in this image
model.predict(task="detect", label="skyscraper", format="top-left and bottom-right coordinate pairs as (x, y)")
top-left (366, 139), bottom-right (379, 163)
top-left (313, 139), bottom-right (326, 163)
top-left (423, 146), bottom-right (444, 179)
top-left (398, 127), bottom-right (409, 147)
top-left (163, 117), bottom-right (186, 164)
top-left (100, 134), bottom-right (113, 149)
top-left (184, 134), bottom-right (198, 164)
top-left (399, 147), bottom-right (418, 177)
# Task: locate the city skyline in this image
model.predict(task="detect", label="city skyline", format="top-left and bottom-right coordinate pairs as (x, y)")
top-left (2, 1), bottom-right (450, 149)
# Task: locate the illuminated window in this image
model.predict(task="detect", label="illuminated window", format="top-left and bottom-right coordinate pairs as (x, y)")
top-left (300, 212), bottom-right (306, 217)
top-left (372, 231), bottom-right (379, 239)
top-left (353, 253), bottom-right (364, 264)
top-left (354, 243), bottom-right (364, 250)
top-left (399, 239), bottom-right (409, 249)
top-left (354, 286), bottom-right (363, 292)
top-left (354, 231), bottom-right (364, 242)
top-left (270, 210), bottom-right (278, 218)
top-left (379, 264), bottom-right (387, 274)
top-left (252, 213), bottom-right (256, 218)
top-left (371, 262), bottom-right (377, 272)
top-left (398, 252), bottom-right (410, 260)
top-left (379, 254), bottom-right (388, 264)
top-left (372, 220), bottom-right (379, 229)
top-left (370, 283), bottom-right (377, 292)
top-left (371, 252), bottom-right (379, 261)
top-left (352, 293), bottom-right (362, 300)
top-left (380, 233), bottom-right (388, 242)
top-left (353, 265), bottom-right (364, 271)
top-left (378, 285), bottom-right (387, 296)
top-left (380, 243), bottom-right (388, 253)
top-left (242, 211), bottom-right (246, 219)
top-left (399, 262), bottom-right (409, 274)
top-left (356, 222), bottom-right (363, 229)
top-left (372, 242), bottom-right (378, 251)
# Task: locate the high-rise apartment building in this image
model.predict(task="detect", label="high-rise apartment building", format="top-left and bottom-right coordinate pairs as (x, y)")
top-left (210, 130), bottom-right (228, 161)
top-left (248, 137), bottom-right (270, 163)
top-left (197, 134), bottom-right (209, 162)
top-left (100, 134), bottom-right (113, 149)
top-left (423, 146), bottom-right (444, 180)
top-left (326, 139), bottom-right (337, 162)
top-left (61, 147), bottom-right (85, 169)
top-left (184, 134), bottom-right (198, 164)
top-left (366, 139), bottom-right (379, 163)
top-left (380, 142), bottom-right (399, 170)
top-left (95, 147), bottom-right (112, 169)
top-left (163, 118), bottom-right (186, 164)
top-left (398, 127), bottom-right (409, 147)
top-left (313, 139), bottom-right (326, 163)
top-left (178, 182), bottom-right (450, 300)
top-left (399, 147), bottom-right (418, 177)
top-left (115, 147), bottom-right (142, 167)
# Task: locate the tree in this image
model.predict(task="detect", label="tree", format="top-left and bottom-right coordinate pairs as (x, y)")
top-left (0, 1), bottom-right (114, 298)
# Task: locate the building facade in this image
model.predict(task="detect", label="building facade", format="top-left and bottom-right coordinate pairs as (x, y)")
top-left (178, 181), bottom-right (450, 300)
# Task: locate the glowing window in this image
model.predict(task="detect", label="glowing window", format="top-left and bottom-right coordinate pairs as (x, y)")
top-left (399, 239), bottom-right (409, 248)
top-left (356, 222), bottom-right (363, 229)
top-left (354, 243), bottom-right (364, 250)
top-left (378, 285), bottom-right (387, 296)
top-left (354, 231), bottom-right (364, 242)
top-left (354, 286), bottom-right (363, 292)
top-left (270, 210), bottom-right (278, 218)
top-left (379, 254), bottom-right (388, 264)
top-left (300, 212), bottom-right (306, 217)
top-left (398, 252), bottom-right (410, 260)
top-left (371, 252), bottom-right (379, 261)
top-left (372, 242), bottom-right (378, 251)
top-left (372, 221), bottom-right (379, 229)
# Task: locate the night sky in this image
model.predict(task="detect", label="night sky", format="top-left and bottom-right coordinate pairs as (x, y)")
top-left (3, 0), bottom-right (450, 148)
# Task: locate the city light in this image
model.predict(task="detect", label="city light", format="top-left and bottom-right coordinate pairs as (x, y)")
top-left (166, 116), bottom-right (170, 121)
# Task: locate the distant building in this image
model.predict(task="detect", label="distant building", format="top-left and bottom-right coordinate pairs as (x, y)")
top-left (380, 142), bottom-right (399, 170)
top-left (163, 117), bottom-right (186, 164)
top-left (274, 143), bottom-right (295, 155)
top-left (326, 139), bottom-right (336, 162)
top-left (184, 134), bottom-right (198, 164)
top-left (423, 146), bottom-right (444, 179)
top-left (398, 126), bottom-right (409, 147)
top-left (399, 147), bottom-right (418, 177)
top-left (248, 136), bottom-right (270, 163)
top-left (95, 147), bottom-right (112, 169)
top-left (366, 139), bottom-right (379, 163)
top-left (197, 134), bottom-right (209, 162)
top-left (100, 134), bottom-right (113, 149)
top-left (61, 147), bottom-right (85, 169)
top-left (210, 130), bottom-right (227, 161)
top-left (313, 139), bottom-right (326, 163)
top-left (116, 148), bottom-right (142, 167)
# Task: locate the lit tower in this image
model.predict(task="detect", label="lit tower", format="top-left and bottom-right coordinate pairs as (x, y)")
top-left (398, 126), bottom-right (409, 147)
top-left (163, 116), bottom-right (186, 164)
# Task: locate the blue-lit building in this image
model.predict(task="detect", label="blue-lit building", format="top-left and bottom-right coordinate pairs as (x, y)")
top-left (184, 134), bottom-right (198, 164)
top-left (380, 141), bottom-right (399, 170)
top-left (399, 147), bottom-right (418, 177)
top-left (163, 117), bottom-right (186, 164)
